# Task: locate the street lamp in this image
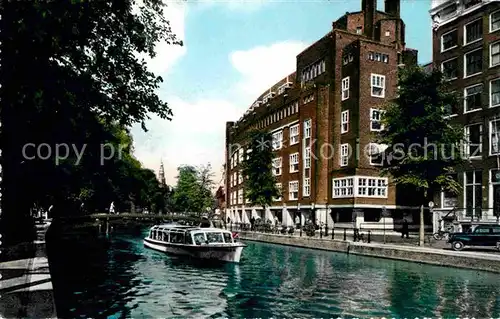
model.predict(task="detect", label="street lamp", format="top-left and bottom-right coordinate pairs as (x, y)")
top-left (382, 206), bottom-right (387, 244)
top-left (325, 203), bottom-right (329, 236)
top-left (298, 203), bottom-right (302, 237)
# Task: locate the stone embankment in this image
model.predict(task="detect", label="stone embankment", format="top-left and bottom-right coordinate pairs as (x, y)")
top-left (0, 221), bottom-right (57, 318)
top-left (240, 231), bottom-right (500, 274)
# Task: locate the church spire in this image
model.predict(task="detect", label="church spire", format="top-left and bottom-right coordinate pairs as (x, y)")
top-left (159, 160), bottom-right (167, 188)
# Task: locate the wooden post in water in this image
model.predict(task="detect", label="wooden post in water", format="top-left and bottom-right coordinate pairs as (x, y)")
top-left (106, 218), bottom-right (110, 236)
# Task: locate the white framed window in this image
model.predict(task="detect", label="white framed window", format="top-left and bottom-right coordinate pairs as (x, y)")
top-left (272, 157), bottom-right (282, 176)
top-left (356, 26), bottom-right (362, 34)
top-left (490, 118), bottom-right (500, 155)
top-left (304, 119), bottom-right (311, 139)
top-left (341, 110), bottom-right (349, 133)
top-left (272, 131), bottom-right (283, 150)
top-left (357, 177), bottom-right (387, 198)
top-left (294, 101), bottom-right (299, 113)
top-left (246, 148), bottom-right (252, 160)
top-left (230, 174), bottom-right (233, 187)
top-left (289, 153), bottom-right (299, 172)
top-left (370, 108), bottom-right (384, 131)
top-left (368, 143), bottom-right (388, 166)
top-left (441, 58), bottom-right (458, 80)
top-left (490, 42), bottom-right (500, 67)
top-left (340, 144), bottom-right (349, 167)
top-left (489, 169), bottom-right (500, 216)
top-left (289, 124), bottom-right (299, 145)
top-left (332, 177), bottom-right (354, 198)
top-left (238, 148), bottom-right (244, 163)
top-left (441, 29), bottom-right (458, 52)
top-left (491, 9), bottom-right (500, 33)
top-left (464, 83), bottom-right (483, 113)
top-left (238, 189), bottom-right (243, 204)
top-left (464, 49), bottom-right (483, 78)
top-left (274, 183), bottom-right (282, 201)
top-left (441, 174), bottom-right (459, 208)
top-left (464, 123), bottom-right (483, 158)
top-left (303, 178), bottom-right (310, 197)
top-left (464, 170), bottom-right (482, 217)
top-left (304, 147), bottom-right (311, 169)
top-left (341, 77), bottom-right (350, 100)
top-left (233, 172), bottom-right (237, 186)
top-left (491, 78), bottom-right (500, 108)
top-left (464, 18), bottom-right (483, 45)
top-left (370, 74), bottom-right (385, 98)
top-left (289, 181), bottom-right (299, 200)
top-left (238, 171), bottom-right (243, 184)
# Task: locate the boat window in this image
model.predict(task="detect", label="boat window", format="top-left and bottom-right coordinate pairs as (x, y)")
top-left (223, 232), bottom-right (233, 243)
top-left (185, 233), bottom-right (193, 245)
top-left (170, 232), bottom-right (185, 244)
top-left (193, 233), bottom-right (206, 245)
top-left (206, 232), bottom-right (224, 243)
top-left (161, 231), bottom-right (168, 241)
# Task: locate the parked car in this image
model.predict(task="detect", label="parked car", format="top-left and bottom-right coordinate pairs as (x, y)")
top-left (447, 224), bottom-right (500, 251)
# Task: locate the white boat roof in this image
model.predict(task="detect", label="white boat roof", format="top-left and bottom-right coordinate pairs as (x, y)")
top-left (150, 224), bottom-right (231, 233)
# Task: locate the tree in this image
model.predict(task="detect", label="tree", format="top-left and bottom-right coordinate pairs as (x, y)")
top-left (172, 164), bottom-right (215, 215)
top-left (173, 166), bottom-right (200, 213)
top-left (1, 0), bottom-right (182, 245)
top-left (242, 131), bottom-right (280, 212)
top-left (196, 164), bottom-right (216, 215)
top-left (377, 66), bottom-right (465, 246)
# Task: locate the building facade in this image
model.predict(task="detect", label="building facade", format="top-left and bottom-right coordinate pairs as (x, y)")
top-left (430, 0), bottom-right (500, 231)
top-left (225, 0), bottom-right (424, 230)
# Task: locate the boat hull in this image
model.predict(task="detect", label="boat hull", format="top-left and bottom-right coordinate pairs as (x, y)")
top-left (143, 238), bottom-right (245, 263)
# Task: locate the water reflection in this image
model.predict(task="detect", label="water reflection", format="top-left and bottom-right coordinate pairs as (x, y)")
top-left (48, 227), bottom-right (500, 318)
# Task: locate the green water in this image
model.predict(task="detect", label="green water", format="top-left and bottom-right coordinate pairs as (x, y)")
top-left (47, 226), bottom-right (500, 318)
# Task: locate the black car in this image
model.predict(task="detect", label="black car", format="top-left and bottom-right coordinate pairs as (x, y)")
top-left (447, 224), bottom-right (500, 251)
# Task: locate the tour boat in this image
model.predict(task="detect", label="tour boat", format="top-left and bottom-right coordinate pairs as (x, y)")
top-left (143, 223), bottom-right (247, 263)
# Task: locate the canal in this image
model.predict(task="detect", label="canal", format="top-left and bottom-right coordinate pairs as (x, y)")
top-left (47, 224), bottom-right (500, 318)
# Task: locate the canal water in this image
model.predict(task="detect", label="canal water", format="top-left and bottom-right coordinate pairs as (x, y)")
top-left (47, 225), bottom-right (500, 318)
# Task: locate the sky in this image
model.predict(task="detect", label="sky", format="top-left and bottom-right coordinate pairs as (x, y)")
top-left (130, 0), bottom-right (433, 188)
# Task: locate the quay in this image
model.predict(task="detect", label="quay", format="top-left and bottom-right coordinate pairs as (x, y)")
top-left (0, 221), bottom-right (57, 318)
top-left (239, 231), bottom-right (500, 274)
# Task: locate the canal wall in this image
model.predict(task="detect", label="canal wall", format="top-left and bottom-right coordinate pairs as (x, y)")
top-left (240, 231), bottom-right (500, 274)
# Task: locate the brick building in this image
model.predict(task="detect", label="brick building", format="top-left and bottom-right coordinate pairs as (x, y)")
top-left (429, 0), bottom-right (500, 231)
top-left (225, 0), bottom-right (423, 230)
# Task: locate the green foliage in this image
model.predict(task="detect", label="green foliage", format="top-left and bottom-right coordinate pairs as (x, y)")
top-left (377, 66), bottom-right (465, 197)
top-left (242, 131), bottom-right (280, 209)
top-left (173, 164), bottom-right (215, 215)
top-left (1, 0), bottom-right (181, 245)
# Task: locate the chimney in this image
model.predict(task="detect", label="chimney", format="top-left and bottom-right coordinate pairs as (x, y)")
top-left (385, 0), bottom-right (400, 17)
top-left (362, 0), bottom-right (376, 39)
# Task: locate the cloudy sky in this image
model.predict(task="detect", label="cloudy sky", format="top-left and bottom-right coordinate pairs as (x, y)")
top-left (131, 0), bottom-right (433, 187)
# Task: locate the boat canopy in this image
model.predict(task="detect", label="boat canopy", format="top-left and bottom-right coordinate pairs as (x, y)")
top-left (148, 224), bottom-right (235, 245)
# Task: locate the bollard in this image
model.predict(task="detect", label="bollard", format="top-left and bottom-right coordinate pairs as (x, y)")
top-left (368, 230), bottom-right (371, 243)
top-left (320, 227), bottom-right (323, 239)
top-left (343, 228), bottom-right (346, 241)
top-left (300, 225), bottom-right (302, 237)
top-left (332, 227), bottom-right (335, 240)
top-left (325, 224), bottom-right (328, 236)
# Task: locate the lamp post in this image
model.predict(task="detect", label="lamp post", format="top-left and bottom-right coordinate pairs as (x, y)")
top-left (298, 203), bottom-right (302, 237)
top-left (382, 206), bottom-right (387, 244)
top-left (325, 204), bottom-right (329, 236)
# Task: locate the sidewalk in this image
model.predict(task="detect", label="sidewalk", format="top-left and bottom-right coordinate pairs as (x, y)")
top-left (239, 230), bottom-right (500, 273)
top-left (0, 221), bottom-right (57, 318)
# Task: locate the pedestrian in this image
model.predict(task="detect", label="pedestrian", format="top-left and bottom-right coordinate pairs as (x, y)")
top-left (250, 216), bottom-right (255, 231)
top-left (402, 218), bottom-right (409, 238)
top-left (274, 215), bottom-right (279, 226)
top-left (295, 215), bottom-right (300, 228)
